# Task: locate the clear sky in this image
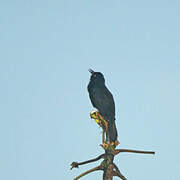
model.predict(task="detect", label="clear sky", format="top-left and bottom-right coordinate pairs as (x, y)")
top-left (0, 0), bottom-right (180, 180)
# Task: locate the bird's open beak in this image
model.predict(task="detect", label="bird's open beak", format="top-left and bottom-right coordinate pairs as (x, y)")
top-left (88, 69), bottom-right (95, 74)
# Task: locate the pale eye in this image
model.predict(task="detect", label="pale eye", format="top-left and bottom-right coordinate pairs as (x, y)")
top-left (93, 74), bottom-right (96, 77)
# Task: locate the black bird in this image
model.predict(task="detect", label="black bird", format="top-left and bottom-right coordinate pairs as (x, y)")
top-left (87, 69), bottom-right (118, 144)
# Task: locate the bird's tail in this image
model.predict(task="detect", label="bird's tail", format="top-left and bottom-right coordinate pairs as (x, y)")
top-left (107, 120), bottom-right (118, 143)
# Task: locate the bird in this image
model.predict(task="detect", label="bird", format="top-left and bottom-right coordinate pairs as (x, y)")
top-left (87, 69), bottom-right (118, 145)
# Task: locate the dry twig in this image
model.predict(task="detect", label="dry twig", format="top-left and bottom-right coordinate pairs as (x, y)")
top-left (71, 145), bottom-right (155, 180)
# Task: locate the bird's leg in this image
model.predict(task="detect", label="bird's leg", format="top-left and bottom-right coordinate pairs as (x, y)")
top-left (96, 112), bottom-right (110, 149)
top-left (102, 129), bottom-right (106, 144)
top-left (97, 113), bottom-right (119, 149)
top-left (96, 112), bottom-right (108, 131)
top-left (97, 112), bottom-right (119, 147)
top-left (90, 111), bottom-right (110, 148)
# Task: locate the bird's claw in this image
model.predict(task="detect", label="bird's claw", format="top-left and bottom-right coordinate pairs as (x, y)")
top-left (114, 140), bottom-right (119, 146)
top-left (100, 140), bottom-right (119, 150)
top-left (100, 143), bottom-right (109, 149)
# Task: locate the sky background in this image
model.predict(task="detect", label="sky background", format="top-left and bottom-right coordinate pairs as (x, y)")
top-left (0, 0), bottom-right (180, 180)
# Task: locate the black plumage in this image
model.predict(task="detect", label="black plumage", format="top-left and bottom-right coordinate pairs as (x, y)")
top-left (87, 69), bottom-right (118, 143)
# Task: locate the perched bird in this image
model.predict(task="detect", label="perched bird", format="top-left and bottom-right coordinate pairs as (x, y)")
top-left (87, 69), bottom-right (118, 144)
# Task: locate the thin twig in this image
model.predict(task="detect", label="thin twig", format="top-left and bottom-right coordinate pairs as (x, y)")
top-left (113, 163), bottom-right (127, 180)
top-left (71, 154), bottom-right (105, 170)
top-left (74, 165), bottom-right (102, 180)
top-left (114, 149), bottom-right (155, 155)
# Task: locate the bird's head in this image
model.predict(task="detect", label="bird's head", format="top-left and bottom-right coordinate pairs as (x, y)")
top-left (88, 69), bottom-right (105, 84)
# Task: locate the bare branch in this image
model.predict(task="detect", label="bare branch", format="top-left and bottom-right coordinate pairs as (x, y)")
top-left (71, 147), bottom-right (155, 179)
top-left (71, 154), bottom-right (105, 170)
top-left (113, 149), bottom-right (155, 155)
top-left (73, 166), bottom-right (102, 180)
top-left (113, 163), bottom-right (127, 180)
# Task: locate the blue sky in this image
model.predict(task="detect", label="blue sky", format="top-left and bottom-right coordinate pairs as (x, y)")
top-left (0, 0), bottom-right (180, 180)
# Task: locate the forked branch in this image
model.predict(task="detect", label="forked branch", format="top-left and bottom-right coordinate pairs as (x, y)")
top-left (71, 146), bottom-right (155, 180)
